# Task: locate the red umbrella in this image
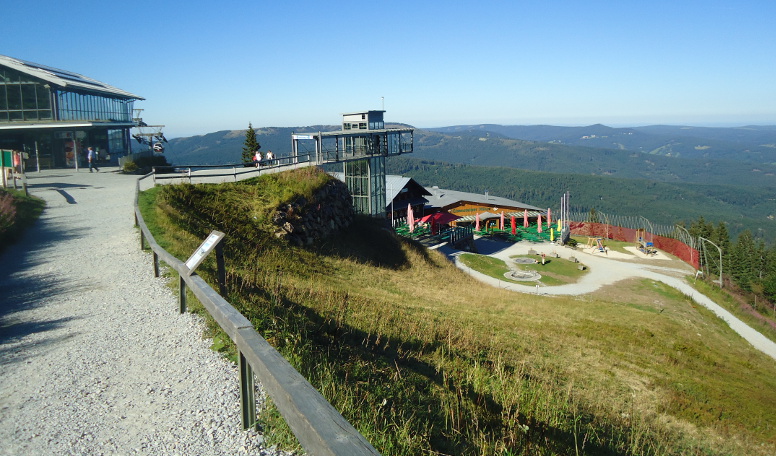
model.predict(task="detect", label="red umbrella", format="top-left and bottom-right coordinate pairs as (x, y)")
top-left (500, 211), bottom-right (505, 230)
top-left (475, 212), bottom-right (481, 231)
top-left (523, 209), bottom-right (528, 228)
top-left (510, 215), bottom-right (516, 235)
top-left (419, 211), bottom-right (461, 225)
top-left (547, 208), bottom-right (552, 228)
top-left (407, 204), bottom-right (415, 233)
top-left (537, 213), bottom-right (543, 233)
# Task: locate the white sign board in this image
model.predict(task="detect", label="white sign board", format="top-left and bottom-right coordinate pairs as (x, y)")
top-left (293, 134), bottom-right (314, 140)
top-left (185, 230), bottom-right (225, 275)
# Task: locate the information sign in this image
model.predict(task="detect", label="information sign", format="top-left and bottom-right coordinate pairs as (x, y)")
top-left (185, 230), bottom-right (225, 275)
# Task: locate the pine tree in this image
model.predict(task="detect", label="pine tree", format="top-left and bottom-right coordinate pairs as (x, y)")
top-left (731, 230), bottom-right (757, 290)
top-left (712, 221), bottom-right (732, 279)
top-left (242, 123), bottom-right (260, 164)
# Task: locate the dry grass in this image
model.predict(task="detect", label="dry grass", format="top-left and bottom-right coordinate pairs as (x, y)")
top-left (139, 170), bottom-right (776, 455)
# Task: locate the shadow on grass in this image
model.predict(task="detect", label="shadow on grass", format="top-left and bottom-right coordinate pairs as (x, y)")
top-left (225, 271), bottom-right (630, 456)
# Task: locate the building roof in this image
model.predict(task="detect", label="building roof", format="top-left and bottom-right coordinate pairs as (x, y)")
top-left (0, 54), bottom-right (144, 100)
top-left (386, 175), bottom-right (431, 202)
top-left (424, 186), bottom-right (543, 212)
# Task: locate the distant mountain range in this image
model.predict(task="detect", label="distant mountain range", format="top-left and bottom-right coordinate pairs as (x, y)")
top-left (429, 124), bottom-right (776, 163)
top-left (149, 123), bottom-right (776, 240)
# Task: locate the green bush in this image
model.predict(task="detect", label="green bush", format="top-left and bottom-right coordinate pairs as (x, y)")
top-left (122, 154), bottom-right (170, 174)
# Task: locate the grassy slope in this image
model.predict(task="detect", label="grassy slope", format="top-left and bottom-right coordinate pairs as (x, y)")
top-left (139, 168), bottom-right (776, 456)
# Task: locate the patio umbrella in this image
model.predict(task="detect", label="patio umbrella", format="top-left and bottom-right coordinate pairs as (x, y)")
top-left (547, 208), bottom-right (552, 228)
top-left (500, 212), bottom-right (505, 230)
top-left (537, 214), bottom-right (543, 233)
top-left (511, 215), bottom-right (516, 235)
top-left (523, 209), bottom-right (528, 228)
top-left (419, 211), bottom-right (461, 225)
top-left (407, 204), bottom-right (415, 233)
top-left (475, 212), bottom-right (481, 231)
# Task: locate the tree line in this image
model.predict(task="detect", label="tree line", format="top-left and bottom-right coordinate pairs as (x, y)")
top-left (687, 216), bottom-right (776, 313)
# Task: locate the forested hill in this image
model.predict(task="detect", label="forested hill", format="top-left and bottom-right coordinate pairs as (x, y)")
top-left (429, 124), bottom-right (776, 163)
top-left (411, 129), bottom-right (776, 187)
top-left (387, 157), bottom-right (776, 241)
top-left (159, 125), bottom-right (776, 188)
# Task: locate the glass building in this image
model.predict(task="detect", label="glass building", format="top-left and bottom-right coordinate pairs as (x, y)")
top-left (291, 110), bottom-right (414, 216)
top-left (0, 54), bottom-right (143, 169)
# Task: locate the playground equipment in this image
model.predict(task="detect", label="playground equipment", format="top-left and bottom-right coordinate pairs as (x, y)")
top-left (636, 228), bottom-right (657, 255)
top-left (586, 237), bottom-right (607, 254)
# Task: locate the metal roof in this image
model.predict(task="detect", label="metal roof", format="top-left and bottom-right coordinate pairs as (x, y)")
top-left (0, 54), bottom-right (144, 100)
top-left (424, 186), bottom-right (543, 212)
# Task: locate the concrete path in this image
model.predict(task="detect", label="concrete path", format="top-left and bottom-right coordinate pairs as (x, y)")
top-left (0, 169), bottom-right (277, 455)
top-left (440, 237), bottom-right (776, 361)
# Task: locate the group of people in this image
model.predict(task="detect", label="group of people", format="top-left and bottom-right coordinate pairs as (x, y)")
top-left (253, 150), bottom-right (274, 168)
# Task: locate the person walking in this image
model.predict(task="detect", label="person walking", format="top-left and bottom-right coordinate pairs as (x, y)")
top-left (87, 147), bottom-right (99, 173)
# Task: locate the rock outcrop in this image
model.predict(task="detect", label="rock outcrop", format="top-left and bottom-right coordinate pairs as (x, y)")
top-left (272, 179), bottom-right (355, 246)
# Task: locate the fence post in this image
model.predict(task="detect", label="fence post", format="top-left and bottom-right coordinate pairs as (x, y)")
top-left (179, 274), bottom-right (187, 313)
top-left (153, 251), bottom-right (160, 278)
top-left (140, 229), bottom-right (145, 250)
top-left (239, 351), bottom-right (257, 430)
top-left (216, 242), bottom-right (227, 296)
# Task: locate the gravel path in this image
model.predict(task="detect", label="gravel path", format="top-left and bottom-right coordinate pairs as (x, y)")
top-left (441, 237), bottom-right (776, 361)
top-left (0, 169), bottom-right (285, 455)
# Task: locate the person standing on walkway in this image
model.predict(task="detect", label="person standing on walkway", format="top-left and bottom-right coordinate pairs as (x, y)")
top-left (87, 147), bottom-right (99, 173)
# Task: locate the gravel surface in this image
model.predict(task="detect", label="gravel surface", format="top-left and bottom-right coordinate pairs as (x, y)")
top-left (0, 169), bottom-right (288, 455)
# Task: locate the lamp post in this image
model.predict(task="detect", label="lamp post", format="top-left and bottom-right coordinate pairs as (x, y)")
top-left (675, 225), bottom-right (695, 268)
top-left (699, 236), bottom-right (723, 288)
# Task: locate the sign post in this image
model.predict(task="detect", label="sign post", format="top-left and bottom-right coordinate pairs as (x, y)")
top-left (179, 231), bottom-right (226, 313)
top-left (185, 230), bottom-right (225, 274)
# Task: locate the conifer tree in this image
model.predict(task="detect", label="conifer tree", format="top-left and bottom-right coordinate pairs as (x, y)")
top-left (242, 123), bottom-right (260, 163)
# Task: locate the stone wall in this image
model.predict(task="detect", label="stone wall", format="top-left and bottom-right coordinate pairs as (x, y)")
top-left (272, 179), bottom-right (355, 246)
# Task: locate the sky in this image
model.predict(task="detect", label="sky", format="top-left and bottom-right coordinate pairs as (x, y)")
top-left (5, 0), bottom-right (776, 138)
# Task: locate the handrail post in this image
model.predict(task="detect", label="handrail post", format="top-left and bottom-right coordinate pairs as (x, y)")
top-left (216, 242), bottom-right (227, 296)
top-left (239, 351), bottom-right (257, 430)
top-left (153, 251), bottom-right (160, 277)
top-left (179, 274), bottom-right (187, 313)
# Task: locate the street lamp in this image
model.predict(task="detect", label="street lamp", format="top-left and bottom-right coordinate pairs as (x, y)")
top-left (699, 236), bottom-right (723, 288)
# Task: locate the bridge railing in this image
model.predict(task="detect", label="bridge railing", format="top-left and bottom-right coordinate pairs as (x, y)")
top-left (149, 153), bottom-right (315, 185)
top-left (133, 172), bottom-right (380, 456)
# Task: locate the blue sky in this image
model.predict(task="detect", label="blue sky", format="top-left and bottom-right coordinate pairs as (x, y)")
top-left (6, 0), bottom-right (776, 138)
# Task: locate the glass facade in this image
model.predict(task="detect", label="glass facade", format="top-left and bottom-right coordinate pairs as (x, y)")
top-left (344, 156), bottom-right (386, 216)
top-left (1, 66), bottom-right (135, 123)
top-left (56, 90), bottom-right (134, 122)
top-left (0, 67), bottom-right (53, 121)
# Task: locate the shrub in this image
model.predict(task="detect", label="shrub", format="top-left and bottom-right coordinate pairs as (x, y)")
top-left (0, 191), bottom-right (16, 234)
top-left (122, 154), bottom-right (170, 174)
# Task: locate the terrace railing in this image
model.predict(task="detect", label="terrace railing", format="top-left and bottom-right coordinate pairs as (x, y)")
top-left (134, 172), bottom-right (380, 456)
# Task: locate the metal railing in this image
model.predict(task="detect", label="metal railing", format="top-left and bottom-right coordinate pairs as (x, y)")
top-left (150, 154), bottom-right (315, 185)
top-left (133, 172), bottom-right (380, 456)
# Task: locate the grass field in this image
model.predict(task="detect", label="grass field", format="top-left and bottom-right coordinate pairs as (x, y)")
top-left (139, 168), bottom-right (776, 456)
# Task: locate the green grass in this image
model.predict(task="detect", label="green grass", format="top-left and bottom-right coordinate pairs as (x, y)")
top-left (689, 278), bottom-right (776, 345)
top-left (138, 167), bottom-right (776, 456)
top-left (458, 253), bottom-right (588, 286)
